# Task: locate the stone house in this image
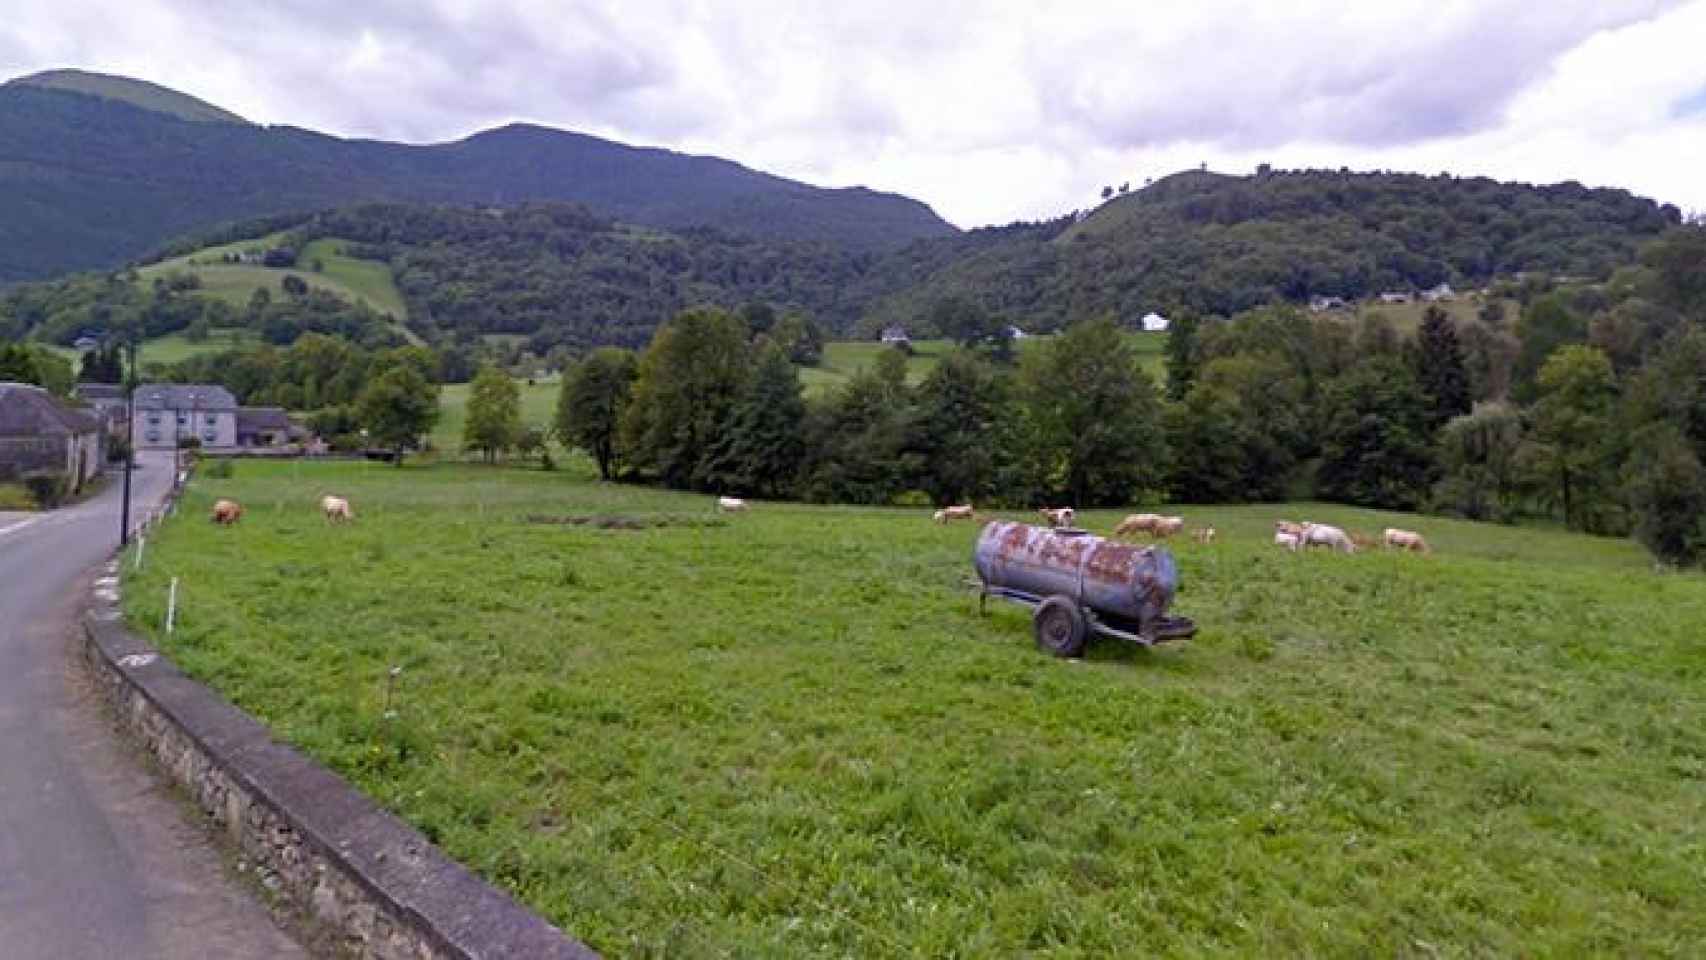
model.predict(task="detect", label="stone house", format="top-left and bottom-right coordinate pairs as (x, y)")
top-left (133, 384), bottom-right (238, 450)
top-left (236, 406), bottom-right (297, 448)
top-left (0, 381), bottom-right (105, 490)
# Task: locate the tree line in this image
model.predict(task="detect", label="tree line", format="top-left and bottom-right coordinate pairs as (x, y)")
top-left (536, 226), bottom-right (1706, 568)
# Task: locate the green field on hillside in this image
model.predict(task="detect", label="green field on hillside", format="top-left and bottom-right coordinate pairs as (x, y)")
top-left (124, 460), bottom-right (1706, 956)
top-left (431, 377), bottom-right (562, 458)
top-left (802, 333), bottom-right (1168, 397)
top-left (138, 233), bottom-right (420, 345)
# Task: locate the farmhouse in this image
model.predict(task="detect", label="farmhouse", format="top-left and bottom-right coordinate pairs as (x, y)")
top-left (132, 384), bottom-right (238, 450)
top-left (880, 325), bottom-right (910, 345)
top-left (1422, 282), bottom-right (1456, 302)
top-left (1140, 311), bottom-right (1169, 332)
top-left (1379, 291), bottom-right (1413, 304)
top-left (236, 406), bottom-right (297, 449)
top-left (1308, 295), bottom-right (1347, 312)
top-left (0, 381), bottom-right (104, 490)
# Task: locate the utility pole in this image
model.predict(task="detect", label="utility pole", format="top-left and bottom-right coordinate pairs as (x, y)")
top-left (118, 335), bottom-right (138, 547)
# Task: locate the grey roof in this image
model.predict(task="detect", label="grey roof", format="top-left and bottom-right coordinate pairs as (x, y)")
top-left (0, 382), bottom-right (100, 436)
top-left (132, 383), bottom-right (237, 411)
top-left (237, 406), bottom-right (293, 432)
top-left (75, 382), bottom-right (125, 401)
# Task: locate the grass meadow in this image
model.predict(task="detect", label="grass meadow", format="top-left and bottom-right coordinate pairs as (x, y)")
top-left (122, 459), bottom-right (1706, 956)
top-left (430, 377), bottom-right (563, 458)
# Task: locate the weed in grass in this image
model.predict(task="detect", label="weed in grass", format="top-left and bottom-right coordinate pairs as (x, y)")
top-left (123, 460), bottom-right (1706, 956)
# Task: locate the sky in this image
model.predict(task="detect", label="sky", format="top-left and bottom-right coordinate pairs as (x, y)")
top-left (4, 1), bottom-right (1705, 228)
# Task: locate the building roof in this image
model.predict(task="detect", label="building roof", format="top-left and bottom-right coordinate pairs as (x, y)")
top-left (0, 382), bottom-right (100, 437)
top-left (237, 406), bottom-right (293, 432)
top-left (132, 383), bottom-right (237, 411)
top-left (75, 382), bottom-right (125, 401)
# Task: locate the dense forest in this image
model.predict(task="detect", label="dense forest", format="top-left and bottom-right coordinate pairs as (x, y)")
top-left (858, 168), bottom-right (1681, 331)
top-left (0, 75), bottom-right (953, 281)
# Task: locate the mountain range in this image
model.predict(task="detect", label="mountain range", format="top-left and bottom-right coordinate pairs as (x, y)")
top-left (0, 69), bottom-right (955, 282)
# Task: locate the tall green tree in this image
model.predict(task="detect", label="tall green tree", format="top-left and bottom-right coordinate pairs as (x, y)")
top-left (1021, 317), bottom-right (1167, 506)
top-left (1515, 293), bottom-right (1588, 397)
top-left (908, 349), bottom-right (1013, 505)
top-left (1167, 353), bottom-right (1304, 502)
top-left (1316, 356), bottom-right (1435, 509)
top-left (1163, 310), bottom-right (1201, 402)
top-left (802, 366), bottom-right (912, 505)
top-left (1529, 345), bottom-right (1619, 532)
top-left (1414, 306), bottom-right (1471, 430)
top-left (356, 364), bottom-right (439, 467)
top-left (555, 347), bottom-right (637, 480)
top-left (463, 364), bottom-right (521, 463)
top-left (1432, 402), bottom-right (1526, 521)
top-left (621, 307), bottom-right (751, 489)
top-left (0, 342), bottom-right (40, 384)
top-left (1625, 423), bottom-right (1706, 566)
top-left (930, 296), bottom-right (996, 349)
top-left (701, 344), bottom-right (808, 497)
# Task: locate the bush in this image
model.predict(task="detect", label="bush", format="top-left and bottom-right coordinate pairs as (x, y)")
top-left (177, 436), bottom-right (202, 450)
top-left (22, 471), bottom-right (67, 508)
top-left (202, 458), bottom-right (235, 479)
top-left (107, 436), bottom-right (131, 464)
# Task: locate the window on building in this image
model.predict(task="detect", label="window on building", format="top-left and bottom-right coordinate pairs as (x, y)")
top-left (145, 430), bottom-right (160, 442)
top-left (147, 413), bottom-right (161, 425)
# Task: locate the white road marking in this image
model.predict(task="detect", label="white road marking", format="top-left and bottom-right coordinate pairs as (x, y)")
top-left (0, 515), bottom-right (43, 539)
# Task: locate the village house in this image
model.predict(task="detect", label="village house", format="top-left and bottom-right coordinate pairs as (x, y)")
top-left (879, 325), bottom-right (910, 345)
top-left (236, 406), bottom-right (298, 449)
top-left (132, 384), bottom-right (238, 450)
top-left (1379, 291), bottom-right (1413, 304)
top-left (1140, 311), bottom-right (1169, 332)
top-left (1421, 282), bottom-right (1456, 302)
top-left (1308, 295), bottom-right (1348, 312)
top-left (0, 382), bottom-right (105, 491)
top-left (74, 382), bottom-right (129, 439)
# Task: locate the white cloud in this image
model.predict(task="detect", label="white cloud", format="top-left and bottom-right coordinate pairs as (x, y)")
top-left (3, 0), bottom-right (1702, 226)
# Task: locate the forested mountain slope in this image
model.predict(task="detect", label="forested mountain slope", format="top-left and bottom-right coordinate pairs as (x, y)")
top-left (0, 73), bottom-right (955, 281)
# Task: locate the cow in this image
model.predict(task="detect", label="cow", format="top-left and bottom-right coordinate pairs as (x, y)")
top-left (1152, 516), bottom-right (1186, 538)
top-left (1039, 507), bottom-right (1076, 528)
top-left (1299, 522), bottom-right (1357, 554)
top-left (1384, 528), bottom-right (1431, 553)
top-left (321, 495), bottom-right (354, 523)
top-left (934, 504), bottom-right (976, 524)
top-left (1275, 520), bottom-right (1307, 538)
top-left (1274, 530), bottom-right (1301, 551)
top-left (1113, 513), bottom-right (1164, 537)
top-left (211, 499), bottom-right (242, 525)
top-left (717, 496), bottom-right (749, 513)
top-left (1191, 526), bottom-right (1217, 544)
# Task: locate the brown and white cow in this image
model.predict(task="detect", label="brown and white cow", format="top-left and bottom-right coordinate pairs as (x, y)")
top-left (1038, 507), bottom-right (1076, 528)
top-left (1384, 527), bottom-right (1431, 553)
top-left (211, 499), bottom-right (242, 525)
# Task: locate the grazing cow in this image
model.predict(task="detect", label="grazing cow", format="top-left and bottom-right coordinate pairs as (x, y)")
top-left (1275, 520), bottom-right (1307, 538)
top-left (320, 495), bottom-right (354, 523)
top-left (1384, 528), bottom-right (1431, 553)
top-left (1113, 513), bottom-right (1164, 537)
top-left (717, 496), bottom-right (749, 513)
top-left (935, 504), bottom-right (976, 524)
top-left (211, 499), bottom-right (242, 525)
top-left (1274, 530), bottom-right (1301, 551)
top-left (1299, 522), bottom-right (1356, 554)
top-left (1152, 516), bottom-right (1186, 538)
top-left (1039, 507), bottom-right (1076, 528)
top-left (1191, 526), bottom-right (1217, 544)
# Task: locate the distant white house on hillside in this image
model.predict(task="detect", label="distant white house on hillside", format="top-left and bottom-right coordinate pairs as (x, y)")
top-left (1005, 325), bottom-right (1027, 340)
top-left (1421, 282), bottom-right (1456, 302)
top-left (1308, 295), bottom-right (1348, 312)
top-left (1378, 291), bottom-right (1413, 304)
top-left (879, 325), bottom-right (910, 345)
top-left (1140, 312), bottom-right (1169, 333)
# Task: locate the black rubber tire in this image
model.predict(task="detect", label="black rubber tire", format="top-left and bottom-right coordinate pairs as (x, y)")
top-left (1033, 596), bottom-right (1088, 658)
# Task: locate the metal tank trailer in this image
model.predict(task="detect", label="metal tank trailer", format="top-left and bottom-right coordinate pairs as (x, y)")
top-left (973, 520), bottom-right (1197, 657)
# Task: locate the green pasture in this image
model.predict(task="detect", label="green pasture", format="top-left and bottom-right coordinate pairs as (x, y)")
top-left (124, 460), bottom-right (1706, 956)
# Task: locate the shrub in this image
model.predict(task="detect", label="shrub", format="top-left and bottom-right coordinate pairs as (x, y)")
top-left (22, 471), bottom-right (67, 508)
top-left (202, 458), bottom-right (235, 479)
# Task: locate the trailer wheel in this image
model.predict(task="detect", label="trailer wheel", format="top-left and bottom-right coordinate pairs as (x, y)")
top-left (1033, 596), bottom-right (1087, 658)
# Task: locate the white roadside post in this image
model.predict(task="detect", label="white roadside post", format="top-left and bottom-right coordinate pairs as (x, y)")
top-left (166, 577), bottom-right (179, 634)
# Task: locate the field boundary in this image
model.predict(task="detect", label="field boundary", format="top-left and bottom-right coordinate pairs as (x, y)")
top-left (80, 565), bottom-right (598, 960)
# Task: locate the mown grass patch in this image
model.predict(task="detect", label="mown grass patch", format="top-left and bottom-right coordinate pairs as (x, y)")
top-left (802, 333), bottom-right (1166, 398)
top-left (430, 377), bottom-right (562, 459)
top-left (124, 461), bottom-right (1706, 956)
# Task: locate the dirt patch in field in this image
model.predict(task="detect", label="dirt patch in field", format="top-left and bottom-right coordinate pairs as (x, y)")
top-left (523, 514), bottom-right (727, 530)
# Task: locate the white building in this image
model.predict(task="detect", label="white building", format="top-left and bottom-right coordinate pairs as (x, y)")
top-left (1140, 312), bottom-right (1169, 333)
top-left (132, 384), bottom-right (238, 450)
top-left (1421, 283), bottom-right (1456, 303)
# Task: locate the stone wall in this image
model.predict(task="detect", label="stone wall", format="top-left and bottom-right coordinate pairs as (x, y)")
top-left (82, 566), bottom-right (599, 960)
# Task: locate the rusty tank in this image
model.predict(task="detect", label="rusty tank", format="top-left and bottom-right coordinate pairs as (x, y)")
top-left (973, 520), bottom-right (1194, 656)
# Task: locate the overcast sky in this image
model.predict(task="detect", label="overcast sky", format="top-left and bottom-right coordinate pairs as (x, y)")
top-left (5, 1), bottom-right (1705, 227)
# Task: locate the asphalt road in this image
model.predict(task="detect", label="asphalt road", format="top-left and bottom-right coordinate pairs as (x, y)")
top-left (0, 454), bottom-right (304, 958)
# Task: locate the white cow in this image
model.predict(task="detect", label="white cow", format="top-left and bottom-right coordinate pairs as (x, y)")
top-left (717, 496), bottom-right (749, 513)
top-left (1300, 522), bottom-right (1356, 554)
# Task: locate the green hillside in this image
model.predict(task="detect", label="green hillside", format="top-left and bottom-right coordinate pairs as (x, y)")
top-left (0, 74), bottom-right (954, 282)
top-left (7, 68), bottom-right (248, 123)
top-left (860, 168), bottom-right (1679, 331)
top-left (799, 333), bottom-right (1167, 397)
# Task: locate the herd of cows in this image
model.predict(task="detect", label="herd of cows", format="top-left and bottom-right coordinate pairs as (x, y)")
top-left (209, 488), bottom-right (1431, 555)
top-left (931, 503), bottom-right (1433, 555)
